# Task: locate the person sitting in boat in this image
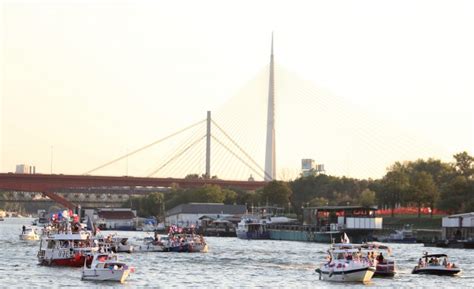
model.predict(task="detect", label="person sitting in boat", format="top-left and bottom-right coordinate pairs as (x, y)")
top-left (377, 252), bottom-right (384, 263)
top-left (326, 254), bottom-right (332, 264)
top-left (442, 257), bottom-right (448, 266)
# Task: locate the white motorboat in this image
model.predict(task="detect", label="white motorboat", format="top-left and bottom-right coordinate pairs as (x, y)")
top-left (133, 236), bottom-right (165, 252)
top-left (82, 253), bottom-right (134, 283)
top-left (19, 226), bottom-right (40, 241)
top-left (95, 235), bottom-right (134, 253)
top-left (316, 247), bottom-right (375, 282)
top-left (412, 253), bottom-right (462, 276)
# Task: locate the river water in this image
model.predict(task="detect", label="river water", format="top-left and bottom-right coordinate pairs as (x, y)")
top-left (1, 217), bottom-right (473, 288)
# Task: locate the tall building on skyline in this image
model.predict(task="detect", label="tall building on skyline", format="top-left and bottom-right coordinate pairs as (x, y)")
top-left (15, 164), bottom-right (36, 174)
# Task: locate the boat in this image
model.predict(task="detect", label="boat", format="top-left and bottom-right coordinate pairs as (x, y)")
top-left (160, 226), bottom-right (208, 252)
top-left (37, 230), bottom-right (99, 267)
top-left (315, 247), bottom-right (376, 282)
top-left (360, 242), bottom-right (396, 277)
top-left (380, 225), bottom-right (416, 243)
top-left (412, 253), bottom-right (462, 276)
top-left (19, 226), bottom-right (40, 241)
top-left (237, 215), bottom-right (295, 240)
top-left (32, 210), bottom-right (51, 227)
top-left (82, 253), bottom-right (134, 283)
top-left (95, 234), bottom-right (134, 253)
top-left (236, 206), bottom-right (297, 240)
top-left (133, 236), bottom-right (165, 252)
top-left (162, 233), bottom-right (208, 253)
top-left (186, 234), bottom-right (208, 253)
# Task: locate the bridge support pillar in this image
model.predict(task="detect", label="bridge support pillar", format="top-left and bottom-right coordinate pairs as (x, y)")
top-left (206, 111), bottom-right (211, 179)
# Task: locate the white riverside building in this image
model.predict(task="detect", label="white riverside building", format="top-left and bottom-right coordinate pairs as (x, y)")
top-left (442, 212), bottom-right (474, 240)
top-left (165, 203), bottom-right (247, 228)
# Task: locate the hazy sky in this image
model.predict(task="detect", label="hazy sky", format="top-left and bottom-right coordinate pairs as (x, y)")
top-left (1, 0), bottom-right (473, 180)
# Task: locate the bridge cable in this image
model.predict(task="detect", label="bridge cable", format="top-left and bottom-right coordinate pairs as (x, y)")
top-left (145, 122), bottom-right (205, 177)
top-left (211, 135), bottom-right (266, 180)
top-left (147, 135), bottom-right (206, 177)
top-left (84, 119), bottom-right (205, 175)
top-left (212, 120), bottom-right (271, 180)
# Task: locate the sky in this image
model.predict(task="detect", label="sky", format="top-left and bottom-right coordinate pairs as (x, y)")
top-left (1, 0), bottom-right (473, 180)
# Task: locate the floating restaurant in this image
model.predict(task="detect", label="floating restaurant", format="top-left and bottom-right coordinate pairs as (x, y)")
top-left (268, 205), bottom-right (383, 243)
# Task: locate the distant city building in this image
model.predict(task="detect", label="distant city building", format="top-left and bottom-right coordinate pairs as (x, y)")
top-left (165, 203), bottom-right (247, 227)
top-left (301, 159), bottom-right (325, 177)
top-left (15, 164), bottom-right (36, 174)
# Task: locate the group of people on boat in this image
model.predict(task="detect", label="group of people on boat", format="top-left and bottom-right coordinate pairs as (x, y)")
top-left (417, 256), bottom-right (457, 268)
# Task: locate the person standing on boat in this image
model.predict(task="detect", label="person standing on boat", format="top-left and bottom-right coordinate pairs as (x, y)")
top-left (22, 225), bottom-right (26, 233)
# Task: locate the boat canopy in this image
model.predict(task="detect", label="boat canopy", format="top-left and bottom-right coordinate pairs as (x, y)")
top-left (361, 242), bottom-right (391, 250)
top-left (332, 243), bottom-right (361, 248)
top-left (423, 253), bottom-right (448, 258)
top-left (49, 232), bottom-right (90, 240)
top-left (332, 249), bottom-right (361, 254)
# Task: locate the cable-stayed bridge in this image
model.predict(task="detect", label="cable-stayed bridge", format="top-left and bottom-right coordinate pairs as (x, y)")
top-left (0, 36), bottom-right (448, 209)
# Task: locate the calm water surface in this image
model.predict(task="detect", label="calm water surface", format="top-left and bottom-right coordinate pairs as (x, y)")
top-left (1, 218), bottom-right (473, 288)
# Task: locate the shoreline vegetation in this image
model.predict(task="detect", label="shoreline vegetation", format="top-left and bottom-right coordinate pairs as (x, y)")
top-left (1, 152), bottom-right (472, 232)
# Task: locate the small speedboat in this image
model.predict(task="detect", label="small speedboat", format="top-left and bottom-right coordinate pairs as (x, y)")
top-left (412, 253), bottom-right (461, 276)
top-left (82, 253), bottom-right (134, 283)
top-left (19, 227), bottom-right (40, 241)
top-left (316, 247), bottom-right (375, 282)
top-left (361, 242), bottom-right (396, 277)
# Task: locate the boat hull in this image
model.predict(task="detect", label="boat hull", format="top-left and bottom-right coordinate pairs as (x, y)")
top-left (163, 244), bottom-right (189, 252)
top-left (318, 267), bottom-right (375, 282)
top-left (374, 261), bottom-right (396, 277)
top-left (189, 244), bottom-right (208, 253)
top-left (19, 235), bottom-right (39, 241)
top-left (82, 269), bottom-right (130, 283)
top-left (236, 231), bottom-right (270, 240)
top-left (134, 243), bottom-right (164, 252)
top-left (40, 255), bottom-right (93, 267)
top-left (412, 267), bottom-right (461, 276)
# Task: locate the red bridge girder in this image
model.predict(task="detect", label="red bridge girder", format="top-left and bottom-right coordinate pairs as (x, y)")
top-left (0, 173), bottom-right (267, 209)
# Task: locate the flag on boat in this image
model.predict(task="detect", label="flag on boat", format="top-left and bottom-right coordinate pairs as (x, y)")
top-left (341, 232), bottom-right (350, 244)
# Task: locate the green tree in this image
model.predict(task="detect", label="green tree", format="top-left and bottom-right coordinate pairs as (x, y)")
top-left (359, 189), bottom-right (376, 207)
top-left (453, 151), bottom-right (474, 178)
top-left (125, 192), bottom-right (164, 218)
top-left (222, 189), bottom-right (238, 204)
top-left (380, 163), bottom-right (410, 217)
top-left (193, 185), bottom-right (226, 203)
top-left (261, 181), bottom-right (293, 207)
top-left (237, 191), bottom-right (263, 209)
top-left (308, 197), bottom-right (329, 207)
top-left (438, 176), bottom-right (471, 213)
top-left (409, 171), bottom-right (438, 218)
top-left (407, 158), bottom-right (455, 187)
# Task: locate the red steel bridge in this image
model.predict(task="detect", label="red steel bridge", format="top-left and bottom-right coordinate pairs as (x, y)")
top-left (0, 173), bottom-right (266, 209)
